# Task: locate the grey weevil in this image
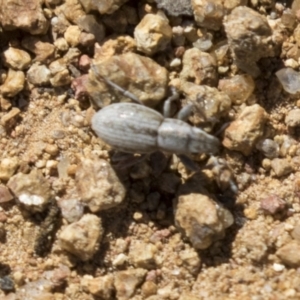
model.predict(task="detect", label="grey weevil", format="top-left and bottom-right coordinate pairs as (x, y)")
top-left (90, 65), bottom-right (236, 191)
top-left (91, 67), bottom-right (220, 158)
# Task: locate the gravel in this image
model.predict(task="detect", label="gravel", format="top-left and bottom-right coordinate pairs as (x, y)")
top-left (1, 0), bottom-right (300, 299)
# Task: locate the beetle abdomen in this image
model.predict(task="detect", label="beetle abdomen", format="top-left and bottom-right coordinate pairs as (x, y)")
top-left (92, 103), bottom-right (163, 153)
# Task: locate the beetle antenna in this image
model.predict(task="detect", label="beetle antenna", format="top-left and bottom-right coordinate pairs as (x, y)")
top-left (91, 64), bottom-right (144, 105)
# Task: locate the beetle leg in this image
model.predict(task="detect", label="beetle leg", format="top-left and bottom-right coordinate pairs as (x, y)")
top-left (111, 152), bottom-right (147, 169)
top-left (177, 103), bottom-right (194, 121)
top-left (91, 64), bottom-right (143, 105)
top-left (177, 154), bottom-right (199, 172)
top-left (163, 86), bottom-right (180, 117)
top-left (208, 156), bottom-right (238, 194)
top-left (214, 122), bottom-right (230, 137)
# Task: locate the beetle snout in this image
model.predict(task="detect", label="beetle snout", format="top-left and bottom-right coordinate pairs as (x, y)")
top-left (190, 127), bottom-right (220, 155)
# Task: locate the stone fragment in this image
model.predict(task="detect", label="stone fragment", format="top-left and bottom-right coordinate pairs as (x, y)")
top-left (154, 0), bottom-right (193, 16)
top-left (224, 6), bottom-right (273, 76)
top-left (54, 37), bottom-right (69, 52)
top-left (1, 108), bottom-right (21, 127)
top-left (64, 25), bottom-right (81, 47)
top-left (78, 55), bottom-right (91, 71)
top-left (77, 14), bottom-right (105, 43)
top-left (180, 48), bottom-right (217, 86)
top-left (0, 185), bottom-right (14, 203)
top-left (88, 53), bottom-right (168, 108)
top-left (142, 281), bottom-right (158, 298)
top-left (271, 158), bottom-right (293, 177)
top-left (58, 0), bottom-right (85, 24)
top-left (76, 158), bottom-right (126, 212)
top-left (129, 241), bottom-right (157, 269)
top-left (175, 193), bottom-right (234, 249)
top-left (277, 241), bottom-right (300, 267)
top-left (0, 0), bottom-right (49, 35)
top-left (78, 0), bottom-right (129, 14)
top-left (22, 37), bottom-right (55, 63)
top-left (134, 13), bottom-right (172, 55)
top-left (114, 268), bottom-right (147, 300)
top-left (223, 104), bottom-right (267, 155)
top-left (59, 214), bottom-right (103, 261)
top-left (276, 68), bottom-right (300, 94)
top-left (94, 35), bottom-right (136, 63)
top-left (192, 0), bottom-right (225, 31)
top-left (79, 32), bottom-right (95, 47)
top-left (0, 158), bottom-right (19, 181)
top-left (181, 81), bottom-right (231, 129)
top-left (218, 74), bottom-right (255, 105)
top-left (27, 64), bottom-right (51, 86)
top-left (81, 274), bottom-right (114, 298)
top-left (285, 108), bottom-right (300, 127)
top-left (256, 139), bottom-right (279, 159)
top-left (50, 69), bottom-right (72, 87)
top-left (58, 197), bottom-right (84, 223)
top-left (2, 47), bottom-right (31, 70)
top-left (0, 69), bottom-right (25, 97)
top-left (7, 169), bottom-right (52, 212)
top-left (179, 248), bottom-right (201, 275)
top-left (71, 75), bottom-right (89, 100)
top-left (260, 194), bottom-right (287, 215)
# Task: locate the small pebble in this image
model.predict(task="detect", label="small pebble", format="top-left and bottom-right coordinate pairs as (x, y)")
top-left (175, 193), bottom-right (233, 249)
top-left (0, 276), bottom-right (14, 291)
top-left (277, 241), bottom-right (300, 267)
top-left (260, 194), bottom-right (286, 215)
top-left (134, 13), bottom-right (172, 55)
top-left (271, 158), bottom-right (293, 177)
top-left (59, 214), bottom-right (103, 261)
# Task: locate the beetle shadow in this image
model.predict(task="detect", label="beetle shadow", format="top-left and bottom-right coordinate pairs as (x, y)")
top-left (74, 151), bottom-right (244, 275)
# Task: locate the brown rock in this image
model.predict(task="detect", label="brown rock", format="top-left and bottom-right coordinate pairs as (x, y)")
top-left (285, 109), bottom-right (300, 127)
top-left (88, 53), bottom-right (168, 108)
top-left (175, 193), bottom-right (234, 249)
top-left (0, 185), bottom-right (14, 203)
top-left (2, 47), bottom-right (31, 70)
top-left (260, 194), bottom-right (287, 215)
top-left (134, 14), bottom-right (172, 55)
top-left (192, 0), bottom-right (225, 31)
top-left (180, 48), bottom-right (218, 86)
top-left (114, 268), bottom-right (147, 300)
top-left (22, 37), bottom-right (55, 63)
top-left (223, 104), bottom-right (267, 155)
top-left (79, 0), bottom-right (129, 14)
top-left (224, 6), bottom-right (273, 76)
top-left (76, 158), bottom-right (126, 212)
top-left (277, 241), bottom-right (300, 267)
top-left (0, 69), bottom-right (25, 97)
top-left (218, 74), bottom-right (255, 105)
top-left (129, 241), bottom-right (157, 269)
top-left (271, 158), bottom-right (293, 177)
top-left (7, 169), bottom-right (52, 212)
top-left (0, 157), bottom-right (19, 181)
top-left (59, 214), bottom-right (103, 261)
top-left (1, 108), bottom-right (21, 127)
top-left (81, 274), bottom-right (114, 298)
top-left (0, 0), bottom-right (49, 34)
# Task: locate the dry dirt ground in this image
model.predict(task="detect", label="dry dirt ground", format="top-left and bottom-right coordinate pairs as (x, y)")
top-left (1, 0), bottom-right (300, 299)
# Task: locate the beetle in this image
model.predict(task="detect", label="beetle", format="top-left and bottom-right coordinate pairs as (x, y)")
top-left (92, 102), bottom-right (220, 156)
top-left (90, 65), bottom-right (237, 192)
top-left (91, 64), bottom-right (220, 156)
